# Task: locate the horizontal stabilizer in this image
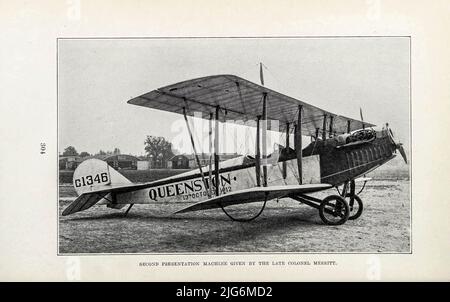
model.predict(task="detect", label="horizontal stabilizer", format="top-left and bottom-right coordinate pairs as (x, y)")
top-left (62, 192), bottom-right (108, 216)
top-left (62, 183), bottom-right (142, 216)
top-left (174, 184), bottom-right (332, 214)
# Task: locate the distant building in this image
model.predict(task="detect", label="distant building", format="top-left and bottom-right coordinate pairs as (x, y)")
top-left (59, 156), bottom-right (82, 170)
top-left (168, 154), bottom-right (190, 169)
top-left (137, 160), bottom-right (151, 170)
top-left (60, 153), bottom-right (242, 171)
top-left (84, 154), bottom-right (139, 170)
top-left (168, 153), bottom-right (241, 169)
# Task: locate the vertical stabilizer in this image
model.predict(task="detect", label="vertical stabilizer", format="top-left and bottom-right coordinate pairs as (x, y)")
top-left (72, 159), bottom-right (132, 196)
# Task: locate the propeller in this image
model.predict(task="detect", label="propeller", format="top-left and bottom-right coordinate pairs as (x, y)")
top-left (386, 126), bottom-right (408, 164)
top-left (398, 143), bottom-right (408, 164)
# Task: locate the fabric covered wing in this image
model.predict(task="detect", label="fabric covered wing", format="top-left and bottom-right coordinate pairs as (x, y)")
top-left (174, 184), bottom-right (332, 214)
top-left (128, 74), bottom-right (374, 136)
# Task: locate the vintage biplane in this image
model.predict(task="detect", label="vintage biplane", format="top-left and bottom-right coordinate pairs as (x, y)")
top-left (62, 69), bottom-right (407, 225)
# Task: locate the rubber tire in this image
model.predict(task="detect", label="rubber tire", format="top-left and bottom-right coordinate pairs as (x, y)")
top-left (347, 194), bottom-right (363, 220)
top-left (319, 195), bottom-right (350, 225)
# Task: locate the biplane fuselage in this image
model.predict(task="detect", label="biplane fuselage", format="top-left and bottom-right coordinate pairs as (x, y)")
top-left (63, 74), bottom-right (406, 224)
top-left (97, 129), bottom-right (396, 210)
top-left (307, 131), bottom-right (396, 185)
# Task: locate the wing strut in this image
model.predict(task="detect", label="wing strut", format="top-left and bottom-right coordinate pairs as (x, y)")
top-left (208, 112), bottom-right (214, 196)
top-left (255, 116), bottom-right (261, 186)
top-left (282, 122), bottom-right (290, 179)
top-left (182, 103), bottom-right (211, 198)
top-left (329, 115), bottom-right (334, 138)
top-left (214, 106), bottom-right (220, 196)
top-left (259, 65), bottom-right (268, 187)
top-left (295, 105), bottom-right (303, 184)
top-left (262, 92), bottom-right (268, 187)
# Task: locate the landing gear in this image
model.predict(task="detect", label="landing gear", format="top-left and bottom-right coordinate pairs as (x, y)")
top-left (319, 195), bottom-right (350, 225)
top-left (290, 179), bottom-right (366, 225)
top-left (337, 180), bottom-right (364, 220)
top-left (347, 194), bottom-right (363, 220)
top-left (290, 194), bottom-right (350, 225)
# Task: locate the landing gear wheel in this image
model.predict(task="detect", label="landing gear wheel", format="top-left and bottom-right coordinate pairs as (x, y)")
top-left (346, 194), bottom-right (363, 220)
top-left (319, 195), bottom-right (350, 225)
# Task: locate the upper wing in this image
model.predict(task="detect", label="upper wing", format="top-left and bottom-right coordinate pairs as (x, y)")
top-left (173, 183), bottom-right (332, 214)
top-left (128, 75), bottom-right (374, 136)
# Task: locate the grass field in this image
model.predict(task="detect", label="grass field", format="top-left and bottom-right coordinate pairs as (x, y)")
top-left (366, 158), bottom-right (410, 180)
top-left (59, 159), bottom-right (410, 253)
top-left (59, 180), bottom-right (410, 253)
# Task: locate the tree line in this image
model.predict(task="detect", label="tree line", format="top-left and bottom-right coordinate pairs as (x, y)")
top-left (61, 146), bottom-right (121, 157)
top-left (61, 136), bottom-right (175, 166)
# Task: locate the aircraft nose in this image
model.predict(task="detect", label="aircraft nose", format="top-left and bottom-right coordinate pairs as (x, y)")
top-left (386, 126), bottom-right (407, 164)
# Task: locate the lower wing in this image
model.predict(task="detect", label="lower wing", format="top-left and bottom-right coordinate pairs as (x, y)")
top-left (174, 183), bottom-right (332, 214)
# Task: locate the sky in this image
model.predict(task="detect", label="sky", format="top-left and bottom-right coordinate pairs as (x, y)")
top-left (58, 37), bottom-right (410, 157)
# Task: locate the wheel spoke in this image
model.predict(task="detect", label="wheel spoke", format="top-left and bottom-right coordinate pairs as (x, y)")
top-left (336, 211), bottom-right (345, 218)
top-left (319, 195), bottom-right (350, 225)
top-left (323, 208), bottom-right (337, 216)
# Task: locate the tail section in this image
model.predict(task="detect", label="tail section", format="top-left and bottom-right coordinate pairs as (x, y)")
top-left (62, 159), bottom-right (133, 216)
top-left (73, 159), bottom-right (132, 195)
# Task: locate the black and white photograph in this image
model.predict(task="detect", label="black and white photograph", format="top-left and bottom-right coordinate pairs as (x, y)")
top-left (58, 37), bottom-right (410, 254)
top-left (3, 0), bottom-right (450, 284)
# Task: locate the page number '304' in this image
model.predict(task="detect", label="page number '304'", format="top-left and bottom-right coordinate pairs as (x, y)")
top-left (40, 143), bottom-right (46, 154)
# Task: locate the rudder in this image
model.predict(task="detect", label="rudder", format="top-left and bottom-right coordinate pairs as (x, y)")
top-left (73, 159), bottom-right (132, 196)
